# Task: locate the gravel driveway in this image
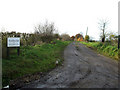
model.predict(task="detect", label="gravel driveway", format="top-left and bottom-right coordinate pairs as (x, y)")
top-left (23, 42), bottom-right (118, 88)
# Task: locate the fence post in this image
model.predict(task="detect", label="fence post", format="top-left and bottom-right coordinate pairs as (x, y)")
top-left (7, 47), bottom-right (9, 59)
top-left (118, 35), bottom-right (120, 49)
top-left (17, 47), bottom-right (20, 56)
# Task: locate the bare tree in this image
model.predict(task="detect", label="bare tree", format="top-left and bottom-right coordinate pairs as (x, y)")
top-left (61, 34), bottom-right (71, 41)
top-left (34, 21), bottom-right (56, 43)
top-left (98, 19), bottom-right (109, 42)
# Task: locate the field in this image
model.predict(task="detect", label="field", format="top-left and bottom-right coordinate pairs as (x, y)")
top-left (2, 40), bottom-right (71, 87)
top-left (80, 42), bottom-right (118, 60)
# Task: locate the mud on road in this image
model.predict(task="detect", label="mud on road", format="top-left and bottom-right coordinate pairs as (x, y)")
top-left (23, 42), bottom-right (118, 88)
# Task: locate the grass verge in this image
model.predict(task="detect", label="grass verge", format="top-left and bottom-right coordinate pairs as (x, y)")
top-left (2, 40), bottom-right (71, 87)
top-left (80, 41), bottom-right (118, 60)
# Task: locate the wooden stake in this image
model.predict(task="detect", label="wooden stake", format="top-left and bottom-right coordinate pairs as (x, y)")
top-left (7, 47), bottom-right (9, 59)
top-left (17, 47), bottom-right (20, 56)
top-left (118, 35), bottom-right (120, 49)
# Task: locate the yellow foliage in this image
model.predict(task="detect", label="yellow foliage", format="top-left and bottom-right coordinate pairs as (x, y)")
top-left (77, 37), bottom-right (83, 41)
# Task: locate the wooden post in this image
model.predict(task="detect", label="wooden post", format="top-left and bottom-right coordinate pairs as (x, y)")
top-left (118, 35), bottom-right (120, 60)
top-left (7, 47), bottom-right (9, 59)
top-left (17, 47), bottom-right (20, 56)
top-left (118, 35), bottom-right (120, 49)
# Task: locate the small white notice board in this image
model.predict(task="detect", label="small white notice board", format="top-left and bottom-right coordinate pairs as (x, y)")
top-left (7, 37), bottom-right (20, 47)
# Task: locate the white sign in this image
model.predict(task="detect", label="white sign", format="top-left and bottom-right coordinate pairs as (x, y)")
top-left (7, 37), bottom-right (20, 47)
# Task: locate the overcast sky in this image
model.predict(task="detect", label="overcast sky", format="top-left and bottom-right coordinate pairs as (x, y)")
top-left (0, 0), bottom-right (119, 40)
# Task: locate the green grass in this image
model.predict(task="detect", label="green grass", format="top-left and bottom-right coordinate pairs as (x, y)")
top-left (80, 41), bottom-right (118, 60)
top-left (2, 40), bottom-right (71, 87)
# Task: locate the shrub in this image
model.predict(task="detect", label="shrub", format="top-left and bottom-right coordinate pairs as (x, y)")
top-left (80, 41), bottom-right (118, 60)
top-left (85, 35), bottom-right (89, 42)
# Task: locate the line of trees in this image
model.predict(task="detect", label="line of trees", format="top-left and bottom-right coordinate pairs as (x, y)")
top-left (1, 19), bottom-right (119, 58)
top-left (1, 21), bottom-right (72, 59)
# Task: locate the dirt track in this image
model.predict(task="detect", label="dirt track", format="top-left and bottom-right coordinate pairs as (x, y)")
top-left (23, 42), bottom-right (118, 88)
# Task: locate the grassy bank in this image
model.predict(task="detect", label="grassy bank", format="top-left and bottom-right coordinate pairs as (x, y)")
top-left (80, 42), bottom-right (118, 60)
top-left (2, 40), bottom-right (71, 87)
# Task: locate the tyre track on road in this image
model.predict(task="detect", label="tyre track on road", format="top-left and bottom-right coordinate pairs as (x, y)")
top-left (22, 42), bottom-right (118, 88)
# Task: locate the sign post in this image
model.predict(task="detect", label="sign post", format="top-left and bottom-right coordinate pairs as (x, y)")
top-left (7, 37), bottom-right (20, 58)
top-left (7, 47), bottom-right (9, 58)
top-left (17, 47), bottom-right (20, 56)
